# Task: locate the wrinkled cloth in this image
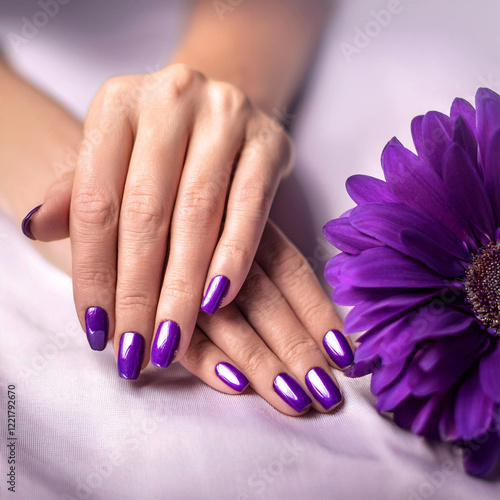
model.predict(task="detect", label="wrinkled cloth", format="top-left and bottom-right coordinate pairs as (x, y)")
top-left (1, 0), bottom-right (500, 498)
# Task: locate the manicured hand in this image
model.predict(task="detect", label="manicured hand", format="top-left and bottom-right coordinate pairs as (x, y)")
top-left (179, 221), bottom-right (354, 416)
top-left (22, 64), bottom-right (293, 378)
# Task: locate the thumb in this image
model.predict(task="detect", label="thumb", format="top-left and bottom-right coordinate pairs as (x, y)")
top-left (22, 170), bottom-right (73, 242)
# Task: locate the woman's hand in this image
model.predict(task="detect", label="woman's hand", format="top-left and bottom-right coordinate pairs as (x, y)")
top-left (28, 178), bottom-right (353, 414)
top-left (179, 221), bottom-right (354, 416)
top-left (24, 64), bottom-right (293, 378)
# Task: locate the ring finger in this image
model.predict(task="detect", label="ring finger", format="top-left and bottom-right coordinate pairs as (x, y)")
top-left (113, 115), bottom-right (188, 379)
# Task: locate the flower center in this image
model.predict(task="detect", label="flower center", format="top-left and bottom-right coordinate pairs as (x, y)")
top-left (465, 240), bottom-right (500, 335)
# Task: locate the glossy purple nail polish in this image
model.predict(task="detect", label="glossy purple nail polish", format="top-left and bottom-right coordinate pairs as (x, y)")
top-left (151, 320), bottom-right (180, 368)
top-left (85, 307), bottom-right (108, 351)
top-left (305, 367), bottom-right (342, 410)
top-left (201, 275), bottom-right (230, 314)
top-left (215, 362), bottom-right (249, 392)
top-left (118, 332), bottom-right (145, 380)
top-left (273, 373), bottom-right (312, 413)
top-left (323, 329), bottom-right (354, 369)
top-left (21, 205), bottom-right (42, 240)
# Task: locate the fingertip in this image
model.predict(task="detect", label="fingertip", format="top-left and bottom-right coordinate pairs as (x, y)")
top-left (200, 275), bottom-right (230, 314)
top-left (117, 331), bottom-right (146, 380)
top-left (31, 188), bottom-right (71, 241)
top-left (21, 204), bottom-right (42, 240)
top-left (150, 320), bottom-right (180, 369)
top-left (305, 367), bottom-right (343, 412)
top-left (323, 329), bottom-right (355, 370)
top-left (215, 361), bottom-right (249, 392)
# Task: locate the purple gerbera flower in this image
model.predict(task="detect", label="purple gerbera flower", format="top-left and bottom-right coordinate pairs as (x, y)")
top-left (324, 88), bottom-right (500, 477)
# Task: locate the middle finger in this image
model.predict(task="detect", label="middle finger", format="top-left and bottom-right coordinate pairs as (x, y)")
top-left (113, 115), bottom-right (187, 378)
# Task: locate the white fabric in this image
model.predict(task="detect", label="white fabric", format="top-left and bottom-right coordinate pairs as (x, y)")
top-left (1, 0), bottom-right (500, 498)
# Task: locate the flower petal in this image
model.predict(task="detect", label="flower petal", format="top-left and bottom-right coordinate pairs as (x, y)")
top-left (344, 291), bottom-right (439, 334)
top-left (452, 116), bottom-right (479, 172)
top-left (323, 217), bottom-right (382, 254)
top-left (331, 284), bottom-right (404, 306)
top-left (450, 97), bottom-right (476, 135)
top-left (476, 87), bottom-right (500, 166)
top-left (482, 129), bottom-right (500, 227)
top-left (400, 229), bottom-right (466, 276)
top-left (338, 247), bottom-right (448, 288)
top-left (411, 392), bottom-right (444, 439)
top-left (408, 306), bottom-right (476, 342)
top-left (324, 253), bottom-right (349, 287)
top-left (408, 328), bottom-right (487, 397)
top-left (439, 391), bottom-right (459, 441)
top-left (349, 202), bottom-right (469, 275)
top-left (370, 356), bottom-right (408, 395)
top-left (348, 329), bottom-right (385, 377)
top-left (345, 174), bottom-right (399, 205)
top-left (421, 111), bottom-right (453, 176)
top-left (455, 370), bottom-right (495, 440)
top-left (347, 356), bottom-right (380, 377)
top-left (443, 143), bottom-right (495, 237)
top-left (393, 397), bottom-right (427, 431)
top-left (479, 342), bottom-right (500, 403)
top-left (463, 430), bottom-right (500, 477)
top-left (411, 115), bottom-right (425, 160)
top-left (381, 142), bottom-right (470, 241)
top-left (376, 373), bottom-right (412, 411)
top-left (377, 307), bottom-right (475, 366)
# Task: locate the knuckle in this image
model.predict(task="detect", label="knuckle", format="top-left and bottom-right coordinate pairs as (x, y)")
top-left (176, 183), bottom-right (220, 226)
top-left (284, 336), bottom-right (319, 366)
top-left (72, 190), bottom-right (118, 229)
top-left (163, 276), bottom-right (199, 303)
top-left (217, 239), bottom-right (252, 266)
top-left (233, 183), bottom-right (273, 220)
top-left (122, 189), bottom-right (168, 236)
top-left (237, 344), bottom-right (268, 378)
top-left (245, 115), bottom-right (294, 172)
top-left (208, 82), bottom-right (251, 116)
top-left (301, 300), bottom-right (327, 329)
top-left (74, 266), bottom-right (116, 291)
top-left (96, 77), bottom-right (132, 112)
top-left (162, 64), bottom-right (202, 99)
top-left (268, 127), bottom-right (294, 170)
top-left (117, 290), bottom-right (156, 315)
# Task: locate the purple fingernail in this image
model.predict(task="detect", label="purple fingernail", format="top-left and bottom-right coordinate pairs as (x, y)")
top-left (85, 307), bottom-right (109, 351)
top-left (118, 332), bottom-right (145, 380)
top-left (151, 320), bottom-right (180, 368)
top-left (215, 362), bottom-right (249, 392)
top-left (21, 204), bottom-right (42, 240)
top-left (201, 275), bottom-right (230, 314)
top-left (323, 329), bottom-right (354, 369)
top-left (273, 373), bottom-right (312, 413)
top-left (305, 367), bottom-right (342, 410)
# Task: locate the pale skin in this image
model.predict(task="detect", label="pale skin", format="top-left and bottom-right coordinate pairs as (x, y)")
top-left (0, 0), bottom-right (352, 415)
